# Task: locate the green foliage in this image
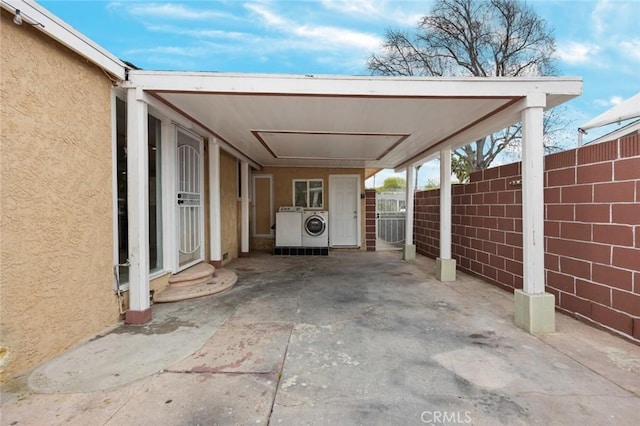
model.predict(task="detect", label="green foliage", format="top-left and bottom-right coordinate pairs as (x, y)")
top-left (423, 178), bottom-right (440, 190)
top-left (377, 176), bottom-right (406, 192)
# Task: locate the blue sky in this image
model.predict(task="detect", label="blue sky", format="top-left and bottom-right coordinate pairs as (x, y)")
top-left (38, 0), bottom-right (640, 187)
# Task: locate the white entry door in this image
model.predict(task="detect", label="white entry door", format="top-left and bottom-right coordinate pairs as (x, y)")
top-left (329, 175), bottom-right (360, 247)
top-left (176, 128), bottom-right (204, 270)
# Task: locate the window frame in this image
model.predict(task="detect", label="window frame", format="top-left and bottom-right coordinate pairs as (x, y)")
top-left (292, 178), bottom-right (324, 209)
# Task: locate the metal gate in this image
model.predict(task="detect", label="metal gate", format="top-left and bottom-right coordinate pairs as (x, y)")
top-left (376, 192), bottom-right (405, 251)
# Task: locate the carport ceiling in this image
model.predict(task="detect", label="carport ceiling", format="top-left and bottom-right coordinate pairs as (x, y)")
top-left (128, 72), bottom-right (582, 170)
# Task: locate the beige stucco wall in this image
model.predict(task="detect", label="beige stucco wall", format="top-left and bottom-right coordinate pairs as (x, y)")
top-left (0, 12), bottom-right (118, 381)
top-left (220, 151), bottom-right (239, 264)
top-left (252, 167), bottom-right (366, 250)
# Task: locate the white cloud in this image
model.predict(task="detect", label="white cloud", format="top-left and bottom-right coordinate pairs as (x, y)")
top-left (618, 39), bottom-right (640, 62)
top-left (145, 24), bottom-right (251, 41)
top-left (245, 3), bottom-right (382, 51)
top-left (591, 0), bottom-right (611, 36)
top-left (594, 96), bottom-right (625, 108)
top-left (610, 96), bottom-right (624, 106)
top-left (556, 41), bottom-right (600, 64)
top-left (123, 45), bottom-right (210, 58)
top-left (320, 0), bottom-right (383, 17)
top-left (107, 2), bottom-right (236, 21)
top-left (108, 2), bottom-right (234, 20)
top-left (320, 0), bottom-right (426, 26)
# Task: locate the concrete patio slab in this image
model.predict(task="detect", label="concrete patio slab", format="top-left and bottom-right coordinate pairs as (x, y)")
top-left (2, 252), bottom-right (639, 426)
top-left (169, 321), bottom-right (293, 374)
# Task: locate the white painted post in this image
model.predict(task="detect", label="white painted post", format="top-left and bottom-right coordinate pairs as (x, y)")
top-left (240, 160), bottom-right (250, 256)
top-left (521, 94), bottom-right (546, 294)
top-left (437, 148), bottom-right (457, 281)
top-left (209, 140), bottom-right (222, 264)
top-left (403, 166), bottom-right (416, 261)
top-left (126, 87), bottom-right (150, 323)
top-left (514, 92), bottom-right (555, 333)
top-left (405, 166), bottom-right (415, 246)
top-left (440, 148), bottom-right (452, 260)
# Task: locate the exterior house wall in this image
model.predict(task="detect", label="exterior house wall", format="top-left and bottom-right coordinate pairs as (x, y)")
top-left (414, 134), bottom-right (640, 341)
top-left (0, 11), bottom-right (118, 380)
top-left (220, 151), bottom-right (239, 264)
top-left (251, 167), bottom-right (366, 251)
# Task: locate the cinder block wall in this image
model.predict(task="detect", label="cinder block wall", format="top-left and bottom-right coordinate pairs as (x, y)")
top-left (414, 134), bottom-right (640, 341)
top-left (365, 189), bottom-right (377, 251)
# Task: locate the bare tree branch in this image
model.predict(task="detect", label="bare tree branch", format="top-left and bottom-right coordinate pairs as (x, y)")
top-left (368, 0), bottom-right (562, 178)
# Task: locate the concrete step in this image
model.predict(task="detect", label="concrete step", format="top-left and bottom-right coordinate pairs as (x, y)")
top-left (168, 263), bottom-right (215, 287)
top-left (154, 268), bottom-right (237, 303)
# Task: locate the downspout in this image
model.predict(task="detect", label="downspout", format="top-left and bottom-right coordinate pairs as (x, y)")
top-left (577, 128), bottom-right (587, 147)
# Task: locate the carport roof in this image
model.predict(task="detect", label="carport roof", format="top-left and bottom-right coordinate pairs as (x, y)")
top-left (124, 72), bottom-right (582, 170)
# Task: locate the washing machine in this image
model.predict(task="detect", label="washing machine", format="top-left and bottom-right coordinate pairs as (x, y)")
top-left (275, 206), bottom-right (303, 247)
top-left (302, 210), bottom-right (329, 247)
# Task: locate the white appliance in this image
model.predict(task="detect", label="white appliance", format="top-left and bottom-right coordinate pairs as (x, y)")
top-left (275, 206), bottom-right (303, 247)
top-left (302, 210), bottom-right (329, 247)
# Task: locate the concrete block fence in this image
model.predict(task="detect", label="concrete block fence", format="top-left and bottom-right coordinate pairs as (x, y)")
top-left (414, 133), bottom-right (640, 342)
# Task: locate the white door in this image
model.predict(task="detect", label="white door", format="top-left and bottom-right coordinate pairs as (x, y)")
top-left (176, 128), bottom-right (204, 270)
top-left (329, 175), bottom-right (360, 247)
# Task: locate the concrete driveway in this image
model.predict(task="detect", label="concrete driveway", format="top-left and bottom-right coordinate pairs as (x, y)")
top-left (2, 252), bottom-right (639, 425)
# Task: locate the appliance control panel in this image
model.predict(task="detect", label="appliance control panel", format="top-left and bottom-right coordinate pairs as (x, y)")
top-left (279, 206), bottom-right (304, 213)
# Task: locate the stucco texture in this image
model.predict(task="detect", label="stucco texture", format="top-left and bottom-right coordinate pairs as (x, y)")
top-left (220, 151), bottom-right (239, 264)
top-left (0, 12), bottom-right (118, 381)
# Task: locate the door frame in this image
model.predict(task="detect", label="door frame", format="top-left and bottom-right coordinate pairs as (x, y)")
top-left (252, 174), bottom-right (274, 238)
top-left (329, 174), bottom-right (361, 247)
top-left (175, 125), bottom-right (205, 272)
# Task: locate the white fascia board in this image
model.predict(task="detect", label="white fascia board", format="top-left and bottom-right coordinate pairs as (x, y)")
top-left (124, 71), bottom-right (582, 99)
top-left (1, 0), bottom-right (126, 80)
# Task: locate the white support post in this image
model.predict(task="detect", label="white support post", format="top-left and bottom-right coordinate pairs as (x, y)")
top-left (240, 160), bottom-right (250, 256)
top-left (437, 147), bottom-right (456, 281)
top-left (514, 92), bottom-right (555, 333)
top-left (403, 166), bottom-right (416, 261)
top-left (126, 87), bottom-right (151, 324)
top-left (209, 140), bottom-right (222, 266)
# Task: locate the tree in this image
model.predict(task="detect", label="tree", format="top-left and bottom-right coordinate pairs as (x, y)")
top-left (368, 0), bottom-right (558, 181)
top-left (377, 176), bottom-right (406, 192)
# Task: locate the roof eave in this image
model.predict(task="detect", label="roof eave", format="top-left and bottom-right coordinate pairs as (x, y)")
top-left (1, 0), bottom-right (127, 80)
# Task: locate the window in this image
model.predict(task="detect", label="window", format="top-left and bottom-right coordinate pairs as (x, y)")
top-left (148, 114), bottom-right (163, 272)
top-left (293, 179), bottom-right (323, 209)
top-left (114, 97), bottom-right (163, 285)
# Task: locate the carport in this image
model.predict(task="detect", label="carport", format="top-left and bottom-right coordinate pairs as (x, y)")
top-left (121, 72), bottom-right (582, 333)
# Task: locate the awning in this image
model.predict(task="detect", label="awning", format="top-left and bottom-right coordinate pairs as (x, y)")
top-left (579, 92), bottom-right (640, 132)
top-left (124, 73), bottom-right (582, 171)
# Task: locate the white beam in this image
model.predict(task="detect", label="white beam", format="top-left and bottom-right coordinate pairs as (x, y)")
top-left (521, 93), bottom-right (546, 294)
top-left (405, 166), bottom-right (415, 246)
top-left (125, 71), bottom-right (581, 101)
top-left (126, 88), bottom-right (150, 321)
top-left (440, 148), bottom-right (452, 259)
top-left (240, 160), bottom-right (250, 255)
top-left (209, 140), bottom-right (222, 263)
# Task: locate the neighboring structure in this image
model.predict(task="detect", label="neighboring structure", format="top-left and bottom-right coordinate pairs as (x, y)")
top-left (1, 1), bottom-right (582, 381)
top-left (578, 92), bottom-right (640, 146)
